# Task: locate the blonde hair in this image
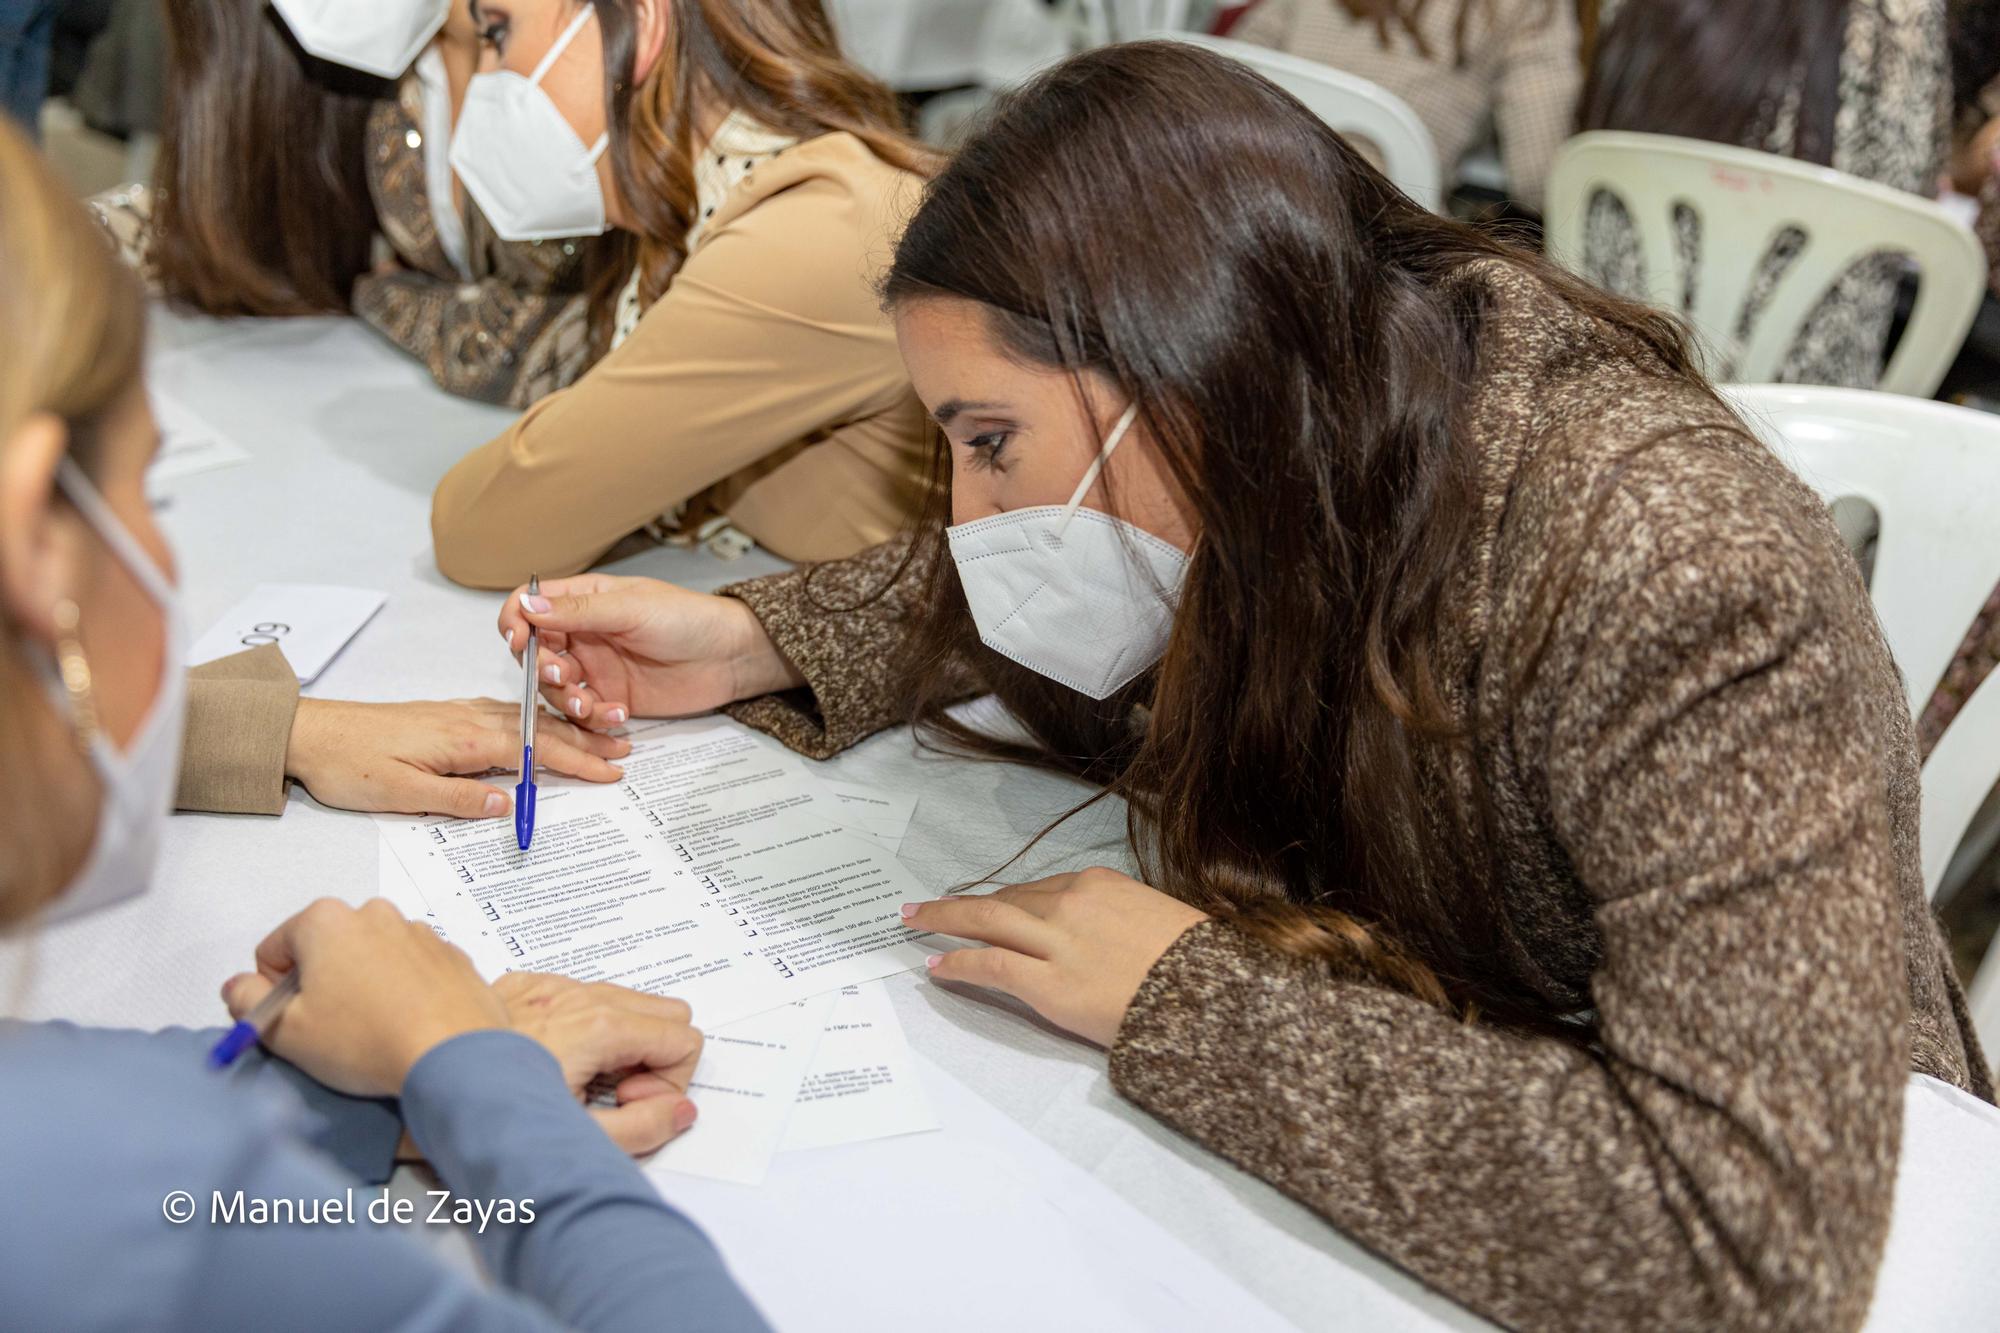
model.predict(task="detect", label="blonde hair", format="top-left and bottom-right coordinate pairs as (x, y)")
top-left (0, 118), bottom-right (147, 925)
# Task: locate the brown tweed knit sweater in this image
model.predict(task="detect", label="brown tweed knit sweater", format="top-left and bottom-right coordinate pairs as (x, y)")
top-left (720, 261), bottom-right (1992, 1331)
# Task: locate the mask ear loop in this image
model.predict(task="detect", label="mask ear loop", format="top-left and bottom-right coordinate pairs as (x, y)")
top-left (1053, 401), bottom-right (1140, 539)
top-left (529, 3), bottom-right (597, 86)
top-left (529, 7), bottom-right (611, 164)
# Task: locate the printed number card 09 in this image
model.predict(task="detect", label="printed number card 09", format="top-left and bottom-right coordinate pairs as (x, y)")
top-left (187, 584), bottom-right (388, 684)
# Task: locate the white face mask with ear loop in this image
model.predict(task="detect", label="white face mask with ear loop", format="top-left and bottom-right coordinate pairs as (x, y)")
top-left (37, 458), bottom-right (188, 926)
top-left (945, 403), bottom-right (1190, 701)
top-left (266, 0), bottom-right (450, 79)
top-left (449, 3), bottom-right (612, 243)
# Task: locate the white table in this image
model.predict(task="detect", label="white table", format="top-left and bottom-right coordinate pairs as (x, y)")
top-left (6, 309), bottom-right (1997, 1332)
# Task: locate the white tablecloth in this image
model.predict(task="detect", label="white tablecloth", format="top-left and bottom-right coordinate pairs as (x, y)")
top-left (4, 309), bottom-right (1997, 1332)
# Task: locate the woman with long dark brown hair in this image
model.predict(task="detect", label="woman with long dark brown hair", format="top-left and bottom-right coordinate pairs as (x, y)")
top-left (497, 42), bottom-right (1990, 1329)
top-left (427, 0), bottom-right (936, 590)
top-left (82, 2), bottom-right (643, 829)
top-left (96, 0), bottom-right (600, 409)
top-left (1578, 0), bottom-right (1950, 388)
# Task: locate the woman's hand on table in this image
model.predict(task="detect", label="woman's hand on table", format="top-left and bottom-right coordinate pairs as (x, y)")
top-left (285, 697), bottom-right (630, 818)
top-left (493, 971), bottom-right (705, 1153)
top-left (901, 868), bottom-right (1210, 1048)
top-left (497, 573), bottom-right (805, 730)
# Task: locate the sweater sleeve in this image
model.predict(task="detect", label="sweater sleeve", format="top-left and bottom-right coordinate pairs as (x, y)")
top-left (5, 1019), bottom-right (402, 1184)
top-left (352, 269), bottom-right (589, 411)
top-left (398, 1031), bottom-right (770, 1331)
top-left (1108, 529), bottom-right (1909, 1330)
top-left (160, 1031), bottom-right (767, 1331)
top-left (719, 534), bottom-right (980, 758)
top-left (176, 644), bottom-right (300, 816)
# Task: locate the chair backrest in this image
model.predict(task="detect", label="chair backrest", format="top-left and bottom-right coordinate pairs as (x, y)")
top-left (1918, 666), bottom-right (2000, 900)
top-left (1158, 32), bottom-right (1442, 213)
top-left (1722, 384), bottom-right (2000, 901)
top-left (1548, 132), bottom-right (1986, 397)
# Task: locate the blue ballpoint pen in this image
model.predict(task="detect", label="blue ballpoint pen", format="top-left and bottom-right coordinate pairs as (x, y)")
top-left (206, 970), bottom-right (301, 1069)
top-left (516, 574), bottom-right (540, 851)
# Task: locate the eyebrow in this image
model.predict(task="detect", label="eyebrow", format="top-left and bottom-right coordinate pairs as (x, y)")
top-left (932, 399), bottom-right (1009, 426)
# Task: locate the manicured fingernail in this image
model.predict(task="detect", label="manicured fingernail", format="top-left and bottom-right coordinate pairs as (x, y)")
top-left (522, 594), bottom-right (550, 613)
top-left (501, 628), bottom-right (513, 648)
top-left (606, 706), bottom-right (627, 724)
top-left (568, 697), bottom-right (584, 717)
top-left (542, 663), bottom-right (561, 684)
top-left (899, 903), bottom-right (919, 919)
top-left (483, 792), bottom-right (506, 816)
top-left (674, 1100), bottom-right (699, 1132)
top-left (925, 954), bottom-right (942, 970)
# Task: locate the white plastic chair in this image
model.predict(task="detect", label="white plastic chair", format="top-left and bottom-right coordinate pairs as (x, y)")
top-left (1159, 32), bottom-right (1443, 213)
top-left (1723, 385), bottom-right (2000, 1049)
top-left (1721, 385), bottom-right (2000, 727)
top-left (1548, 132), bottom-right (1987, 397)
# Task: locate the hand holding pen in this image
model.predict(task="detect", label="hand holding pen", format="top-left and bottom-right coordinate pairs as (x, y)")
top-left (208, 969), bottom-right (300, 1068)
top-left (215, 901), bottom-right (510, 1091)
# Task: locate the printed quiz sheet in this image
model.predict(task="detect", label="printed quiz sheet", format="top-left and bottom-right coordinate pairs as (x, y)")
top-left (379, 720), bottom-right (936, 1032)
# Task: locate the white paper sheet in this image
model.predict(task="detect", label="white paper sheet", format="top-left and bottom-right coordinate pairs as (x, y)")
top-left (377, 838), bottom-right (449, 940)
top-left (646, 993), bottom-right (834, 1187)
top-left (188, 583), bottom-right (387, 683)
top-left (1863, 1074), bottom-right (2000, 1330)
top-left (378, 720), bottom-right (934, 1030)
top-left (145, 392), bottom-right (249, 494)
top-left (822, 783), bottom-right (918, 854)
top-left (780, 981), bottom-right (937, 1153)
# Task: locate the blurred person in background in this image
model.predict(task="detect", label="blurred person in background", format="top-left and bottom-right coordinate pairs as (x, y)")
top-left (1234, 0), bottom-right (1582, 211)
top-left (0, 0), bottom-right (55, 138)
top-left (96, 0), bottom-right (602, 410)
top-left (1579, 0), bottom-right (1951, 389)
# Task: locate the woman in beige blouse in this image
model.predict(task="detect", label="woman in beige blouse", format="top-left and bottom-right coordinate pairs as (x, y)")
top-left (427, 0), bottom-right (935, 590)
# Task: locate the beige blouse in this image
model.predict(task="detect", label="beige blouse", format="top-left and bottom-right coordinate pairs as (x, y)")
top-left (176, 645), bottom-right (299, 816)
top-left (429, 130), bottom-right (932, 591)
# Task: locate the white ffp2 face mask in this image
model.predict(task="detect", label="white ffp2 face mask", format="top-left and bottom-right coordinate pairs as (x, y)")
top-left (39, 458), bottom-right (188, 925)
top-left (449, 4), bottom-right (611, 242)
top-left (268, 0), bottom-right (449, 79)
top-left (945, 404), bottom-right (1189, 700)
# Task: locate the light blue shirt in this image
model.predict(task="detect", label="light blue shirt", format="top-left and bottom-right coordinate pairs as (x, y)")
top-left (0, 1021), bottom-right (772, 1330)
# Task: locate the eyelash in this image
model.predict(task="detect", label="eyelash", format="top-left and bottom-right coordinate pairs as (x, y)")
top-left (961, 431), bottom-right (1011, 473)
top-left (477, 16), bottom-right (509, 51)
